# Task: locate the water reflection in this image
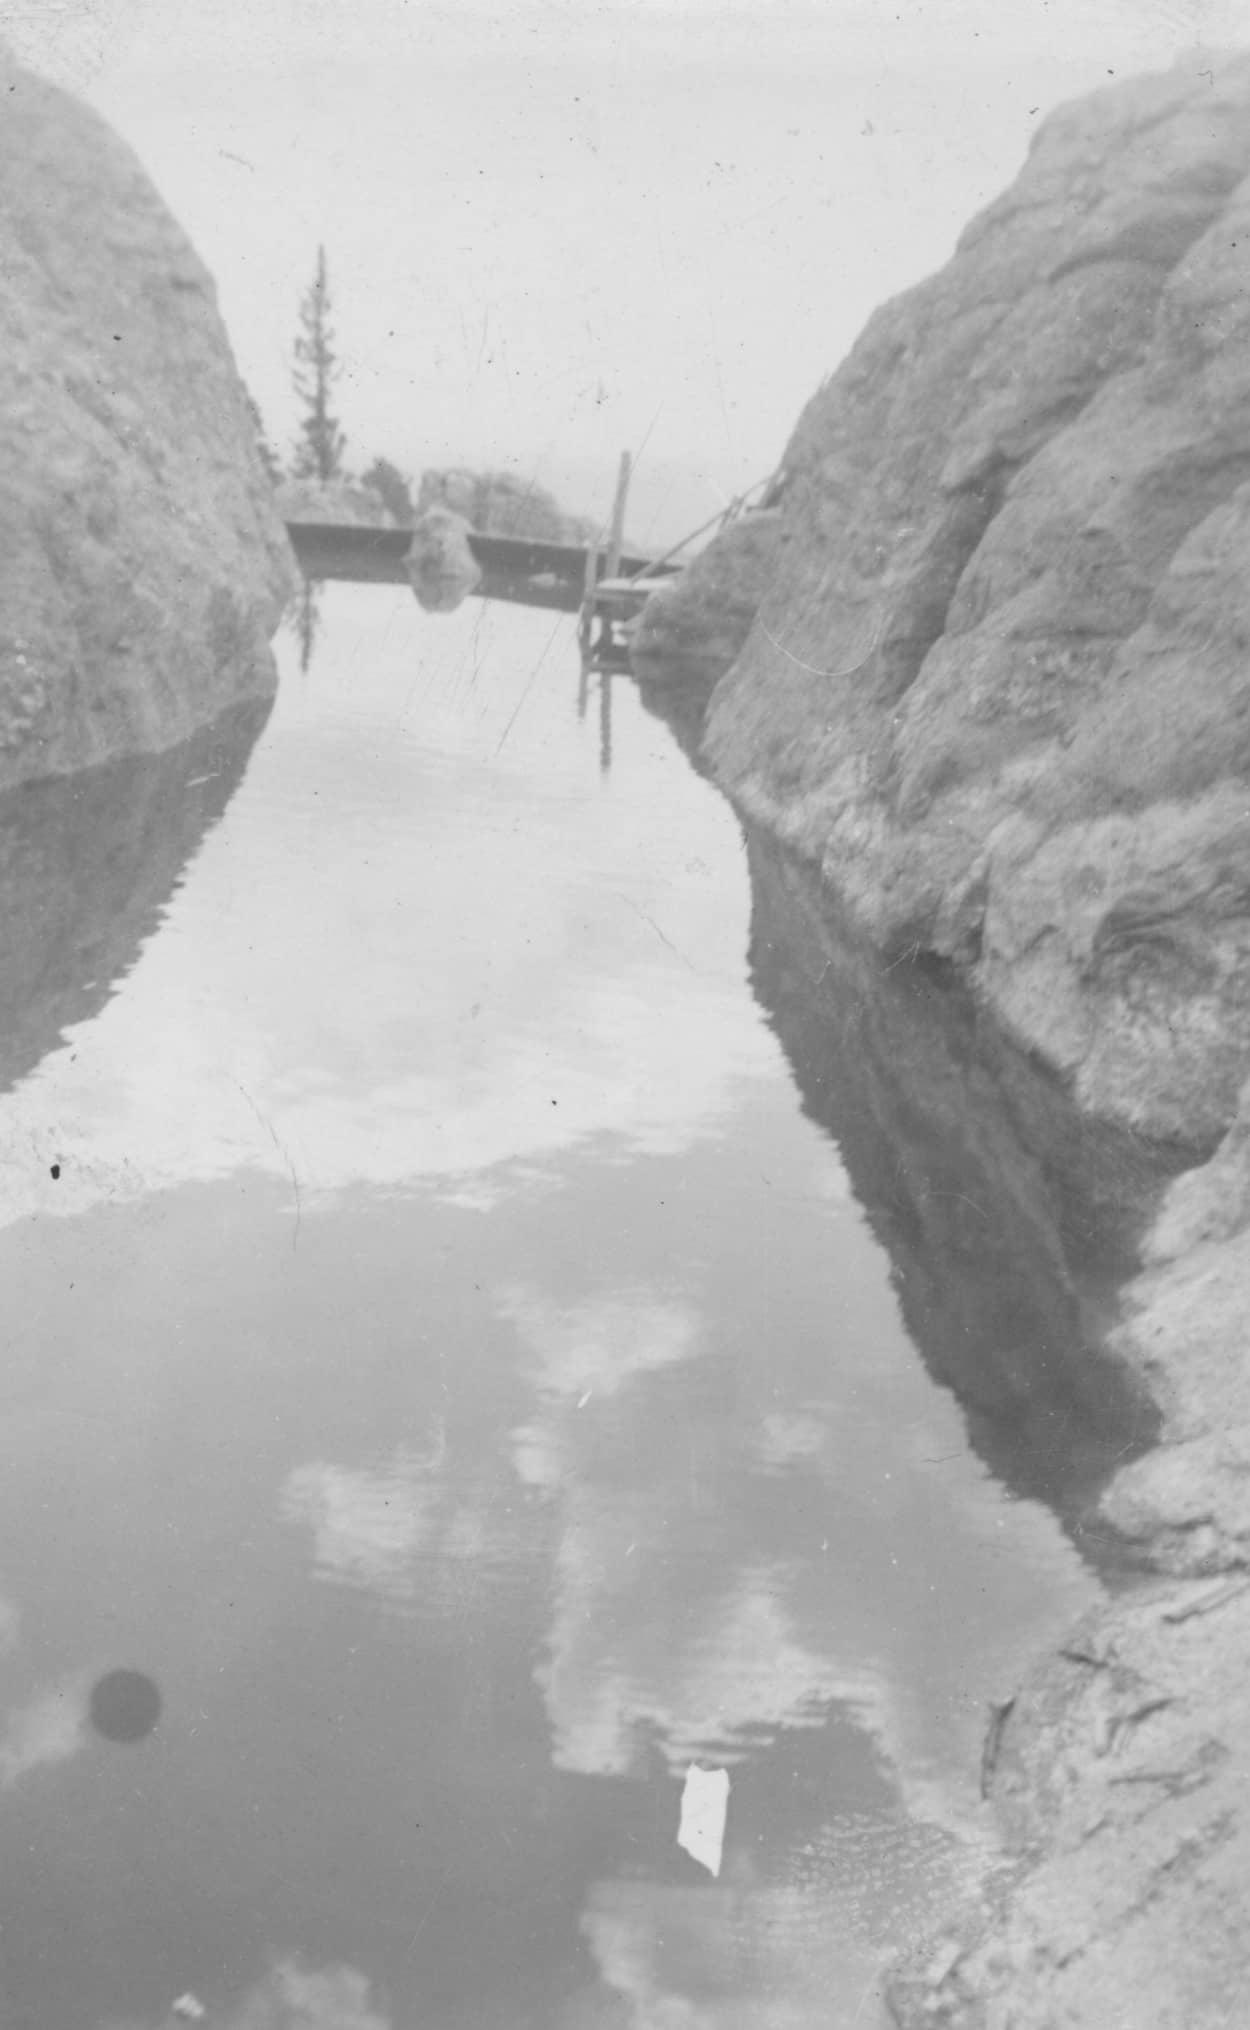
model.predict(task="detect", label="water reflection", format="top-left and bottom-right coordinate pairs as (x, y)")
top-left (107, 1959), bottom-right (393, 2030)
top-left (0, 588), bottom-right (1149, 2029)
top-left (0, 600), bottom-right (774, 1237)
top-left (289, 576), bottom-right (323, 671)
top-left (492, 1177), bottom-right (1093, 1832)
top-left (632, 664), bottom-right (1163, 1547)
top-left (0, 697), bottom-right (271, 1099)
top-left (0, 1679), bottom-right (87, 1790)
top-left (282, 1442), bottom-right (445, 1605)
top-left (741, 825), bottom-right (1162, 1542)
top-left (582, 1826), bottom-right (976, 2030)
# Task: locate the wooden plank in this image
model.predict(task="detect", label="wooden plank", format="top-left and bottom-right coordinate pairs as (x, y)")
top-left (579, 534), bottom-right (601, 645)
top-left (285, 521), bottom-right (669, 590)
top-left (593, 578), bottom-right (662, 621)
top-left (286, 522), bottom-right (410, 581)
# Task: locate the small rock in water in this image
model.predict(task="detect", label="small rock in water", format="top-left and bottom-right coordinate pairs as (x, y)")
top-left (171, 1996), bottom-right (207, 2022)
top-left (677, 1764), bottom-right (730, 1877)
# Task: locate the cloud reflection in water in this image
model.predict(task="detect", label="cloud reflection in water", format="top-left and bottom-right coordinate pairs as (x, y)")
top-left (103, 1959), bottom-right (390, 2030)
top-left (0, 596), bottom-right (775, 1237)
top-left (497, 1275), bottom-right (1093, 1847)
top-left (281, 1455), bottom-right (441, 1605)
top-left (0, 1678), bottom-right (87, 1791)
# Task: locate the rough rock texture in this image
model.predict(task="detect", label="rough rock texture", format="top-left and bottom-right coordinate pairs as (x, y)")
top-left (886, 1106), bottom-right (1250, 2028)
top-left (0, 50), bottom-right (294, 790)
top-left (890, 1570), bottom-right (1250, 2028)
top-left (701, 52), bottom-right (1250, 1148)
top-left (1099, 1084), bottom-right (1250, 1577)
top-left (404, 507), bottom-right (483, 612)
top-left (631, 510), bottom-right (783, 674)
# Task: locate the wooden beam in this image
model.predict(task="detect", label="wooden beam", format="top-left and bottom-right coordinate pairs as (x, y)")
top-left (578, 534), bottom-right (600, 647)
top-left (605, 450), bottom-right (631, 581)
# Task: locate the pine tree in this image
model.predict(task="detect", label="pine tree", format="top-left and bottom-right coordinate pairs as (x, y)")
top-left (292, 246), bottom-right (347, 483)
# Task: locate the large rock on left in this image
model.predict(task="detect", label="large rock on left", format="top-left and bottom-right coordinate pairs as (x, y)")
top-left (0, 50), bottom-right (295, 789)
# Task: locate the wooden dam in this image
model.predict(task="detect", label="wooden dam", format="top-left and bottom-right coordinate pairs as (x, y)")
top-left (285, 449), bottom-right (687, 665)
top-left (285, 454), bottom-right (781, 677)
top-left (285, 521), bottom-right (676, 618)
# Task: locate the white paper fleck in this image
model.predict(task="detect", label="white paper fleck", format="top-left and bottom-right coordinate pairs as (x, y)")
top-left (677, 1764), bottom-right (730, 1877)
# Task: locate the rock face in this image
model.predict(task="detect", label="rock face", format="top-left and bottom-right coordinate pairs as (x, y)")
top-left (631, 510), bottom-right (782, 676)
top-left (890, 1568), bottom-right (1250, 2028)
top-left (701, 52), bottom-right (1250, 1149)
top-left (887, 1101), bottom-right (1250, 2030)
top-left (0, 50), bottom-right (294, 790)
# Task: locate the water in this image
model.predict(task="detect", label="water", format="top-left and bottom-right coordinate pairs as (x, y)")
top-left (0, 585), bottom-right (1137, 2029)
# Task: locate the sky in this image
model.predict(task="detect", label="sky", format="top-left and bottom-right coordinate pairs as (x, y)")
top-left (5, 0), bottom-right (1250, 541)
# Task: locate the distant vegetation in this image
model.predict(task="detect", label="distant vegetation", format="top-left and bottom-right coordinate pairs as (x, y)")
top-left (416, 468), bottom-right (598, 545)
top-left (252, 248), bottom-right (596, 544)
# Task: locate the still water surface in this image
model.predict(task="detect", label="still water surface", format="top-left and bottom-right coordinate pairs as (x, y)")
top-left (0, 589), bottom-right (1108, 2028)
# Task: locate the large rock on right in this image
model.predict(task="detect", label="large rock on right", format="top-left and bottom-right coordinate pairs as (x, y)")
top-left (702, 53), bottom-right (1250, 1149)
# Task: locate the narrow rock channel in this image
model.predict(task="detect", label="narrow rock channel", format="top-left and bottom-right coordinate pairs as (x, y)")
top-left (6, 25), bottom-right (1250, 2029)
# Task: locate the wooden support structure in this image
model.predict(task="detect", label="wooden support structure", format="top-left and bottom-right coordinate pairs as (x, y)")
top-left (286, 440), bottom-right (708, 687)
top-left (599, 666), bottom-right (613, 774)
top-left (605, 450), bottom-right (631, 582)
top-left (580, 448), bottom-right (633, 669)
top-left (286, 521), bottom-right (667, 604)
top-left (579, 450), bottom-right (647, 671)
top-left (578, 534), bottom-right (601, 651)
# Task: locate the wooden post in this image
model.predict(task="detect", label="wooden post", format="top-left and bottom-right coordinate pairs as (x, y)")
top-left (579, 535), bottom-right (600, 653)
top-left (605, 450), bottom-right (631, 582)
top-left (599, 668), bottom-right (613, 775)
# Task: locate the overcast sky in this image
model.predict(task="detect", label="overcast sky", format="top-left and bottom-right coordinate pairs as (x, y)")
top-left (6, 0), bottom-right (1249, 541)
